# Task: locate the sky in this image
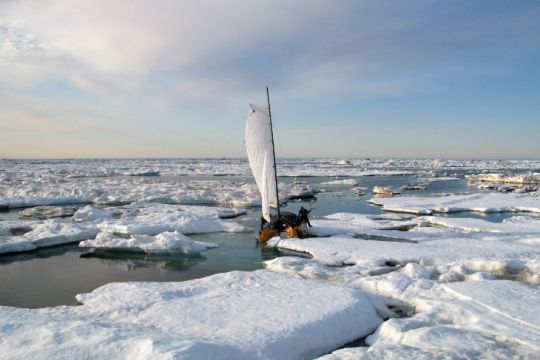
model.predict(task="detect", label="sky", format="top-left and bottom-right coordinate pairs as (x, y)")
top-left (1, 0), bottom-right (539, 159)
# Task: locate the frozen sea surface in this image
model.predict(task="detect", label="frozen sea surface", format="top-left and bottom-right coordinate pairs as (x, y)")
top-left (1, 158), bottom-right (540, 358)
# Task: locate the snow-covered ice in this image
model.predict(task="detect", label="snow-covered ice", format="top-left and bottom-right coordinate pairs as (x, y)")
top-left (18, 205), bottom-right (78, 220)
top-left (370, 192), bottom-right (540, 215)
top-left (3, 158), bottom-right (540, 358)
top-left (0, 203), bottom-right (247, 255)
top-left (372, 186), bottom-right (399, 196)
top-left (321, 280), bottom-right (539, 359)
top-left (80, 231), bottom-right (217, 254)
top-left (320, 179), bottom-right (359, 186)
top-left (0, 270), bottom-right (382, 359)
top-left (467, 172), bottom-right (540, 185)
top-left (0, 220), bottom-right (98, 255)
top-left (91, 202), bottom-right (247, 236)
top-left (265, 212), bottom-right (540, 358)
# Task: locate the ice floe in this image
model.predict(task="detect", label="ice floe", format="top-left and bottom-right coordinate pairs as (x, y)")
top-left (320, 179), bottom-right (359, 186)
top-left (0, 176), bottom-right (312, 209)
top-left (369, 192), bottom-right (540, 215)
top-left (0, 220), bottom-right (98, 255)
top-left (90, 202), bottom-right (246, 236)
top-left (0, 203), bottom-right (247, 255)
top-left (18, 205), bottom-right (78, 220)
top-left (321, 280), bottom-right (539, 359)
top-left (467, 172), bottom-right (540, 185)
top-left (79, 231), bottom-right (217, 254)
top-left (372, 186), bottom-right (399, 196)
top-left (0, 270), bottom-right (382, 359)
top-left (265, 209), bottom-right (540, 358)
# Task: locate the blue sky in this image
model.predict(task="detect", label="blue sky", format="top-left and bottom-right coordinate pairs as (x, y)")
top-left (1, 0), bottom-right (539, 159)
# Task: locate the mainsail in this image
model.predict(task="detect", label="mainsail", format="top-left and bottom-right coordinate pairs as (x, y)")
top-left (245, 104), bottom-right (278, 222)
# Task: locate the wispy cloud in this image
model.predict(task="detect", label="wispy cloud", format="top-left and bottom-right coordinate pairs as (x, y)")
top-left (1, 1), bottom-right (539, 157)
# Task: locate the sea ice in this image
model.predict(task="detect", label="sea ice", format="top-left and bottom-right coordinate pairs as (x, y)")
top-left (18, 205), bottom-right (78, 220)
top-left (467, 173), bottom-right (540, 185)
top-left (0, 220), bottom-right (98, 255)
top-left (79, 231), bottom-right (217, 254)
top-left (372, 186), bottom-right (399, 196)
top-left (369, 192), bottom-right (540, 215)
top-left (0, 271), bottom-right (382, 359)
top-left (91, 202), bottom-right (246, 236)
top-left (72, 205), bottom-right (115, 222)
top-left (325, 280), bottom-right (540, 359)
top-left (320, 179), bottom-right (359, 186)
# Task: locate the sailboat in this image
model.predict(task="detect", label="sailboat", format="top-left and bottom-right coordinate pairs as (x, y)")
top-left (245, 87), bottom-right (311, 241)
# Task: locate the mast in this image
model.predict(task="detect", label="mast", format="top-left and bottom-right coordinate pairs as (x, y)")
top-left (266, 85), bottom-right (281, 218)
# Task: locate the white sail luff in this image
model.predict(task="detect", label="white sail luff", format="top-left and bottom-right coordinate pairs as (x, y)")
top-left (245, 104), bottom-right (278, 222)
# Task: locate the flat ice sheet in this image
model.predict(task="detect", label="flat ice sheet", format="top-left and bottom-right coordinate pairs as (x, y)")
top-left (0, 270), bottom-right (382, 359)
top-left (79, 231), bottom-right (217, 254)
top-left (0, 220), bottom-right (98, 255)
top-left (369, 192), bottom-right (540, 215)
top-left (92, 202), bottom-right (247, 236)
top-left (272, 236), bottom-right (540, 270)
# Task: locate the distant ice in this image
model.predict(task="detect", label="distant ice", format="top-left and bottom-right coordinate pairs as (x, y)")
top-left (372, 186), bottom-right (399, 196)
top-left (369, 192), bottom-right (540, 215)
top-left (467, 172), bottom-right (540, 185)
top-left (320, 179), bottom-right (359, 186)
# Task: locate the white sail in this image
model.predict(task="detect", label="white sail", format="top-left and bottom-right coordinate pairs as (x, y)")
top-left (245, 104), bottom-right (278, 222)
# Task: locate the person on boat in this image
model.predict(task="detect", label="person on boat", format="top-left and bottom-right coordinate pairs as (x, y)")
top-left (259, 207), bottom-right (312, 241)
top-left (298, 207), bottom-right (312, 227)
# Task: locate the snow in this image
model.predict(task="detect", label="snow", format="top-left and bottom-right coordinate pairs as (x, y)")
top-left (0, 175), bottom-right (313, 210)
top-left (467, 172), bottom-right (540, 184)
top-left (0, 220), bottom-right (98, 255)
top-left (0, 270), bottom-right (382, 359)
top-left (79, 231), bottom-right (217, 254)
top-left (369, 192), bottom-right (540, 215)
top-left (72, 205), bottom-right (114, 222)
top-left (3, 158), bottom-right (540, 358)
top-left (18, 205), bottom-right (77, 220)
top-left (91, 202), bottom-right (246, 236)
top-left (265, 211), bottom-right (540, 358)
top-left (372, 186), bottom-right (399, 196)
top-left (0, 203), bottom-right (247, 255)
top-left (332, 280), bottom-right (540, 359)
top-left (320, 179), bottom-right (359, 186)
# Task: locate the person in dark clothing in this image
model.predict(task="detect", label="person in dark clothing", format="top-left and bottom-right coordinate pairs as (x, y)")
top-left (298, 207), bottom-right (312, 227)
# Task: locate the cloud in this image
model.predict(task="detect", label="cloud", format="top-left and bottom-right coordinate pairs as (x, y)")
top-left (2, 0), bottom-right (539, 103)
top-left (1, 1), bottom-right (539, 158)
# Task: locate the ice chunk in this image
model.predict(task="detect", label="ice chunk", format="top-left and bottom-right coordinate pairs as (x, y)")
top-left (80, 231), bottom-right (217, 254)
top-left (0, 271), bottom-right (382, 359)
top-left (18, 205), bottom-right (78, 220)
top-left (320, 179), bottom-right (359, 186)
top-left (0, 220), bottom-right (98, 255)
top-left (467, 173), bottom-right (540, 185)
top-left (370, 192), bottom-right (540, 215)
top-left (72, 205), bottom-right (115, 222)
top-left (372, 186), bottom-right (399, 196)
top-left (93, 202), bottom-right (246, 236)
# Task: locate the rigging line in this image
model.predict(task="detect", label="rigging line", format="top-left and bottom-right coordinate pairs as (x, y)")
top-left (266, 85), bottom-right (280, 218)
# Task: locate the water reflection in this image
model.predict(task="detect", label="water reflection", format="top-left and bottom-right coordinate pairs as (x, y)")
top-left (0, 243), bottom-right (79, 265)
top-left (80, 250), bottom-right (206, 272)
